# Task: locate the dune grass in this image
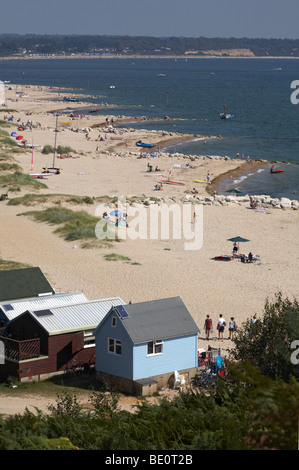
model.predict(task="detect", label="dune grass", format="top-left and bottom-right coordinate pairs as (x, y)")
top-left (0, 171), bottom-right (47, 191)
top-left (19, 206), bottom-right (118, 244)
top-left (8, 193), bottom-right (94, 207)
top-left (103, 253), bottom-right (141, 265)
top-left (0, 162), bottom-right (22, 172)
top-left (0, 128), bottom-right (19, 148)
top-left (0, 259), bottom-right (32, 271)
top-left (42, 144), bottom-right (75, 155)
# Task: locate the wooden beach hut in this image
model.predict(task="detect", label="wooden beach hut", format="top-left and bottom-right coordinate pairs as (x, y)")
top-left (0, 297), bottom-right (124, 382)
top-left (94, 296), bottom-right (200, 395)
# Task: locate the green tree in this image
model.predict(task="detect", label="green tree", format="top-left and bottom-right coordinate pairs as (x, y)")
top-left (230, 293), bottom-right (299, 381)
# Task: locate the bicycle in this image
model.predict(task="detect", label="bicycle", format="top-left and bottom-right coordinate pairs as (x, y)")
top-left (64, 359), bottom-right (84, 375)
top-left (191, 367), bottom-right (218, 389)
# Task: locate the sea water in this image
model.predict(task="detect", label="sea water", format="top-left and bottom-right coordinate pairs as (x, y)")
top-left (1, 57), bottom-right (299, 199)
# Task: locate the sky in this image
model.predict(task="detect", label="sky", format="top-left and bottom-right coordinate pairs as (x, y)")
top-left (1, 0), bottom-right (299, 39)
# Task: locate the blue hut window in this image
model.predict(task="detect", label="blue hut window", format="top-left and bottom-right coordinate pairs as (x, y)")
top-left (147, 340), bottom-right (163, 356)
top-left (108, 338), bottom-right (122, 355)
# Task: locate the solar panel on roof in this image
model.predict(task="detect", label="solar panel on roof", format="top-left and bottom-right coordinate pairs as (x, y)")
top-left (3, 304), bottom-right (14, 311)
top-left (34, 309), bottom-right (54, 317)
top-left (116, 305), bottom-right (129, 319)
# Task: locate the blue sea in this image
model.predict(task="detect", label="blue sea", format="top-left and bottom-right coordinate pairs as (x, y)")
top-left (1, 57), bottom-right (299, 199)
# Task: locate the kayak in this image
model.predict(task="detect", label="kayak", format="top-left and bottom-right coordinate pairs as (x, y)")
top-left (136, 140), bottom-right (156, 148)
top-left (194, 179), bottom-right (209, 183)
top-left (270, 169), bottom-right (284, 173)
top-left (161, 180), bottom-right (185, 185)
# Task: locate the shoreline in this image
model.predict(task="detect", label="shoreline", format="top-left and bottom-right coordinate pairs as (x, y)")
top-left (1, 82), bottom-right (296, 201)
top-left (2, 54), bottom-right (299, 61)
top-left (208, 159), bottom-right (268, 195)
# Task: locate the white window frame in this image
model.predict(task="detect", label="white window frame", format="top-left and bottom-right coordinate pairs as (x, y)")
top-left (108, 337), bottom-right (122, 355)
top-left (84, 329), bottom-right (95, 348)
top-left (147, 339), bottom-right (163, 356)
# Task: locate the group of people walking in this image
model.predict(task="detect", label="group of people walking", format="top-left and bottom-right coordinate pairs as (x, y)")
top-left (203, 314), bottom-right (236, 341)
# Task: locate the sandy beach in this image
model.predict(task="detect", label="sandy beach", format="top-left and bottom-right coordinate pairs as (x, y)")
top-left (1, 84), bottom-right (299, 352)
top-left (0, 83), bottom-right (299, 414)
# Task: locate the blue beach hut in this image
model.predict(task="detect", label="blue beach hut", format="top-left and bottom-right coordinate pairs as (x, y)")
top-left (94, 296), bottom-right (200, 395)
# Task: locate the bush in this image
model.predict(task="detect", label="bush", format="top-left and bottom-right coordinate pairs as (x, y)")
top-left (42, 145), bottom-right (54, 154)
top-left (230, 293), bottom-right (299, 381)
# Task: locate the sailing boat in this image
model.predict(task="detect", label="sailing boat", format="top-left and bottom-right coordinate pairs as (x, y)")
top-left (220, 104), bottom-right (234, 120)
top-left (43, 113), bottom-right (61, 174)
top-left (161, 154), bottom-right (185, 185)
top-left (29, 137), bottom-right (52, 179)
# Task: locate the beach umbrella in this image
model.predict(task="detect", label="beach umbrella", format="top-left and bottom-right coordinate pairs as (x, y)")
top-left (11, 132), bottom-right (17, 137)
top-left (16, 135), bottom-right (23, 140)
top-left (110, 209), bottom-right (123, 217)
top-left (227, 236), bottom-right (250, 243)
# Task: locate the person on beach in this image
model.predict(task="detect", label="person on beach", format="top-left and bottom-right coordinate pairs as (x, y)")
top-left (217, 314), bottom-right (226, 341)
top-left (233, 242), bottom-right (239, 255)
top-left (204, 315), bottom-right (213, 340)
top-left (249, 315), bottom-right (259, 339)
top-left (228, 317), bottom-right (236, 340)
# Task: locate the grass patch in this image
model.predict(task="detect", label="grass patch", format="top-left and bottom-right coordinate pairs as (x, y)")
top-left (0, 369), bottom-right (100, 399)
top-left (0, 129), bottom-right (19, 148)
top-left (0, 119), bottom-right (15, 128)
top-left (0, 153), bottom-right (13, 162)
top-left (0, 162), bottom-right (22, 172)
top-left (0, 259), bottom-right (32, 271)
top-left (8, 193), bottom-right (94, 207)
top-left (0, 109), bottom-right (17, 114)
top-left (104, 253), bottom-right (131, 262)
top-left (42, 144), bottom-right (75, 155)
top-left (0, 171), bottom-right (48, 191)
top-left (65, 195), bottom-right (94, 205)
top-left (19, 206), bottom-right (117, 245)
top-left (104, 253), bottom-right (141, 265)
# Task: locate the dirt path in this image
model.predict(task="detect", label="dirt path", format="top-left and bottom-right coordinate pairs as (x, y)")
top-left (0, 389), bottom-right (180, 416)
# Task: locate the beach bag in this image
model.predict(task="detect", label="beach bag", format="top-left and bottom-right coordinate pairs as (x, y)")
top-left (217, 322), bottom-right (220, 330)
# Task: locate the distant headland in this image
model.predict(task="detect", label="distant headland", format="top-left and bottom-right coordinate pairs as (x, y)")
top-left (1, 34), bottom-right (299, 59)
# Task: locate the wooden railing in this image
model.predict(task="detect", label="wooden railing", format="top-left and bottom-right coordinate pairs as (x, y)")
top-left (0, 336), bottom-right (40, 361)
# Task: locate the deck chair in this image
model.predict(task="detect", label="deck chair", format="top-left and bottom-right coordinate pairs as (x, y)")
top-left (174, 370), bottom-right (185, 389)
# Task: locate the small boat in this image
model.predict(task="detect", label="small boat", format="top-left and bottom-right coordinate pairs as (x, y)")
top-left (220, 113), bottom-right (234, 120)
top-left (89, 109), bottom-right (99, 113)
top-left (161, 180), bottom-right (185, 186)
top-left (30, 173), bottom-right (52, 179)
top-left (63, 96), bottom-right (79, 102)
top-left (270, 166), bottom-right (284, 174)
top-left (17, 142), bottom-right (42, 149)
top-left (220, 104), bottom-right (234, 120)
top-left (136, 140), bottom-right (156, 148)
